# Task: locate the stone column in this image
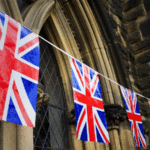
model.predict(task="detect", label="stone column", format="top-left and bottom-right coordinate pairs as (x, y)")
top-left (16, 126), bottom-right (33, 150)
top-left (104, 104), bottom-right (127, 150)
top-left (1, 122), bottom-right (17, 150)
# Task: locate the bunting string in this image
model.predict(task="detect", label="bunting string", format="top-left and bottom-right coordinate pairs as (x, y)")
top-left (38, 35), bottom-right (150, 102)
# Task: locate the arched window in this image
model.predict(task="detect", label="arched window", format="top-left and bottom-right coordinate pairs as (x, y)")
top-left (33, 30), bottom-right (69, 150)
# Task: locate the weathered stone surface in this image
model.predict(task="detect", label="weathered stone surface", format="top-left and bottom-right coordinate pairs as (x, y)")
top-left (124, 5), bottom-right (146, 22)
top-left (104, 104), bottom-right (127, 127)
top-left (132, 39), bottom-right (150, 53)
top-left (128, 61), bottom-right (137, 74)
top-left (127, 30), bottom-right (141, 44)
top-left (107, 14), bottom-right (118, 28)
top-left (122, 0), bottom-right (142, 11)
top-left (125, 21), bottom-right (138, 33)
top-left (113, 0), bottom-right (122, 8)
top-left (139, 17), bottom-right (150, 38)
top-left (143, 0), bottom-right (150, 13)
top-left (137, 62), bottom-right (150, 78)
top-left (142, 88), bottom-right (150, 98)
top-left (135, 49), bottom-right (150, 65)
top-left (110, 5), bottom-right (123, 20)
top-left (139, 76), bottom-right (150, 89)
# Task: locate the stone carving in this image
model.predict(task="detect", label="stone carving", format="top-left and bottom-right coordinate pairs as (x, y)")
top-left (104, 104), bottom-right (127, 127)
top-left (68, 109), bottom-right (76, 124)
top-left (68, 104), bottom-right (127, 126)
top-left (37, 83), bottom-right (50, 108)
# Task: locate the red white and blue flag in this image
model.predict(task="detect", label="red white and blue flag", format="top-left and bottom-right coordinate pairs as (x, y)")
top-left (0, 11), bottom-right (39, 127)
top-left (120, 86), bottom-right (146, 147)
top-left (70, 58), bottom-right (109, 143)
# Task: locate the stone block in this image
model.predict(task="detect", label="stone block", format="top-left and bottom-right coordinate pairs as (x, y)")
top-left (122, 0), bottom-right (142, 11)
top-left (125, 21), bottom-right (138, 33)
top-left (124, 5), bottom-right (146, 22)
top-left (127, 30), bottom-right (141, 44)
top-left (139, 17), bottom-right (150, 38)
top-left (143, 0), bottom-right (150, 13)
top-left (132, 39), bottom-right (150, 53)
top-left (139, 76), bottom-right (150, 89)
top-left (137, 62), bottom-right (150, 78)
top-left (135, 49), bottom-right (150, 65)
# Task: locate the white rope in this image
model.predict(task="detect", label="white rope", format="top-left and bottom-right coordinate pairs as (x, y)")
top-left (38, 35), bottom-right (150, 102)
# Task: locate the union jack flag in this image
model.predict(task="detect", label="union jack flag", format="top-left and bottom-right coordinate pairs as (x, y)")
top-left (148, 99), bottom-right (150, 105)
top-left (0, 11), bottom-right (39, 127)
top-left (120, 86), bottom-right (146, 147)
top-left (70, 58), bottom-right (109, 143)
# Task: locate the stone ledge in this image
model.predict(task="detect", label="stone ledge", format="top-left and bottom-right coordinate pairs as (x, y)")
top-left (127, 30), bottom-right (141, 44)
top-left (136, 62), bottom-right (150, 78)
top-left (124, 4), bottom-right (146, 23)
top-left (139, 76), bottom-right (150, 90)
top-left (132, 39), bottom-right (150, 53)
top-left (122, 0), bottom-right (143, 12)
top-left (139, 17), bottom-right (150, 38)
top-left (135, 49), bottom-right (150, 65)
top-left (125, 20), bottom-right (138, 33)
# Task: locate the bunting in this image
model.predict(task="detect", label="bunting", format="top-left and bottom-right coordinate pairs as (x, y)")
top-left (120, 86), bottom-right (146, 147)
top-left (70, 58), bottom-right (109, 143)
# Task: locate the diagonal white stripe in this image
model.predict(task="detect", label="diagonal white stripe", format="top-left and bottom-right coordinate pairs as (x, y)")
top-left (10, 90), bottom-right (27, 126)
top-left (13, 70), bottom-right (36, 125)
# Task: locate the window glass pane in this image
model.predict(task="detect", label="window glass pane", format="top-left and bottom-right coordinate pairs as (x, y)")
top-left (34, 33), bottom-right (69, 150)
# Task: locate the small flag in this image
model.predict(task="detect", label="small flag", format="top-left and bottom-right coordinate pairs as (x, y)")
top-left (70, 58), bottom-right (109, 143)
top-left (120, 86), bottom-right (146, 147)
top-left (148, 99), bottom-right (150, 105)
top-left (0, 11), bottom-right (40, 127)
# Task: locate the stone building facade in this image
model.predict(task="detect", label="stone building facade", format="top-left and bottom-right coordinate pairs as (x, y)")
top-left (0, 0), bottom-right (150, 150)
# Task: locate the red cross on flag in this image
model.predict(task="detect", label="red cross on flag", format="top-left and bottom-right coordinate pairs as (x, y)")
top-left (0, 11), bottom-right (40, 127)
top-left (120, 86), bottom-right (146, 147)
top-left (70, 58), bottom-right (109, 143)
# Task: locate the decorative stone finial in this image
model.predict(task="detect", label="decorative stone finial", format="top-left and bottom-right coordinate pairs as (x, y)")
top-left (37, 83), bottom-right (50, 108)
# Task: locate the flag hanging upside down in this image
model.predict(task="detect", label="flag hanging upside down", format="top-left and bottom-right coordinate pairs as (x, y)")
top-left (70, 58), bottom-right (110, 143)
top-left (0, 11), bottom-right (40, 127)
top-left (120, 86), bottom-right (146, 147)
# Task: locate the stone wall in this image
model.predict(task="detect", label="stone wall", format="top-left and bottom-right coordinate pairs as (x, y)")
top-left (101, 0), bottom-right (150, 103)
top-left (122, 0), bottom-right (150, 101)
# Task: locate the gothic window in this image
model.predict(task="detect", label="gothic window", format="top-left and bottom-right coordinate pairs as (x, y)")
top-left (33, 30), bottom-right (69, 150)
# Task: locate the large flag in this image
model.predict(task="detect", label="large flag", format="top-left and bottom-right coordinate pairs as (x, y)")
top-left (0, 11), bottom-right (40, 127)
top-left (120, 86), bottom-right (146, 147)
top-left (70, 58), bottom-right (109, 143)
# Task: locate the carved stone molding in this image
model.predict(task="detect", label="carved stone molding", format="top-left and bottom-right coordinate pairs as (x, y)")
top-left (37, 83), bottom-right (50, 108)
top-left (68, 104), bottom-right (127, 126)
top-left (104, 104), bottom-right (127, 127)
top-left (68, 109), bottom-right (76, 124)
